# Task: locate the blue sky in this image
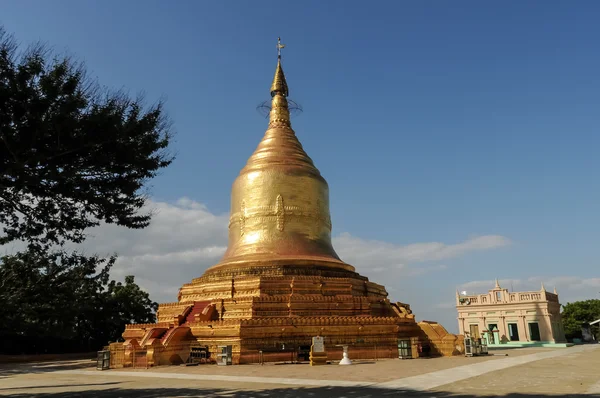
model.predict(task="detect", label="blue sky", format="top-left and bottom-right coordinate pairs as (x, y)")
top-left (2, 1), bottom-right (599, 330)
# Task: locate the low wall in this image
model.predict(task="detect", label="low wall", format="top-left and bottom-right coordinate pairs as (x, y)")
top-left (239, 344), bottom-right (400, 364)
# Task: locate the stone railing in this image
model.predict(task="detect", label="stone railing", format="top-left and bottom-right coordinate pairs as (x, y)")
top-left (125, 322), bottom-right (172, 330)
top-left (459, 290), bottom-right (553, 306)
top-left (158, 302), bottom-right (184, 307)
top-left (513, 292), bottom-right (542, 302)
top-left (458, 295), bottom-right (480, 305)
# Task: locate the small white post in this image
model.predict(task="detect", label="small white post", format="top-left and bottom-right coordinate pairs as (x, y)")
top-left (339, 345), bottom-right (352, 365)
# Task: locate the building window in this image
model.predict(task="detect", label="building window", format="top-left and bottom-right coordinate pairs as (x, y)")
top-left (496, 291), bottom-right (502, 301)
top-left (529, 322), bottom-right (541, 341)
top-left (508, 323), bottom-right (520, 341)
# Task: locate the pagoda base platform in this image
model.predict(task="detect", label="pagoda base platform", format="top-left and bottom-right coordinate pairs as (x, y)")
top-left (111, 268), bottom-right (464, 367)
top-left (113, 316), bottom-right (463, 367)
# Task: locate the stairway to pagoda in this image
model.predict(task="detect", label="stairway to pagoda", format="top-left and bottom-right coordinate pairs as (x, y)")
top-left (160, 327), bottom-right (177, 344)
top-left (184, 301), bottom-right (212, 324)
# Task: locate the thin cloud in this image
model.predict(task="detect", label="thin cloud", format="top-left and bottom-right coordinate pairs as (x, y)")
top-left (334, 232), bottom-right (510, 274)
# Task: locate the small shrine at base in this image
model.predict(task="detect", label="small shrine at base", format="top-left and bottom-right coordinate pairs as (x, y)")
top-left (309, 336), bottom-right (327, 366)
top-left (110, 39), bottom-right (464, 367)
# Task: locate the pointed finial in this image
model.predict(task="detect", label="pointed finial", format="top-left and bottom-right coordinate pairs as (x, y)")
top-left (495, 278), bottom-right (500, 289)
top-left (541, 282), bottom-right (546, 291)
top-left (270, 38), bottom-right (289, 98)
top-left (277, 37), bottom-right (286, 58)
top-left (553, 286), bottom-right (557, 294)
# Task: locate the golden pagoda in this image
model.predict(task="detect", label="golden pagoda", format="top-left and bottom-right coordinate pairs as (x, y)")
top-left (115, 39), bottom-right (463, 366)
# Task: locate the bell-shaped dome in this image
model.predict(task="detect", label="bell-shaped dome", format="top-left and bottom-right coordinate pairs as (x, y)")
top-left (205, 52), bottom-right (353, 274)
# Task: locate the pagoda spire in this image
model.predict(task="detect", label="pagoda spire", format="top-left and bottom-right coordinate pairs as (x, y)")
top-left (494, 278), bottom-right (501, 289)
top-left (268, 37), bottom-right (291, 128)
top-left (541, 282), bottom-right (546, 291)
top-left (240, 38), bottom-right (319, 176)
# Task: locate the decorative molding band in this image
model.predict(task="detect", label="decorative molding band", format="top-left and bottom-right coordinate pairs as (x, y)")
top-left (230, 198), bottom-right (332, 232)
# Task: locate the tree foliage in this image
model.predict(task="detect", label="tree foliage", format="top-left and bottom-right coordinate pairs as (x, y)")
top-left (0, 247), bottom-right (158, 354)
top-left (561, 299), bottom-right (600, 340)
top-left (0, 26), bottom-right (171, 354)
top-left (0, 26), bottom-right (173, 249)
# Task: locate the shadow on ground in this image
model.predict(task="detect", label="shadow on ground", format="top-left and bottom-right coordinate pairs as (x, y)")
top-left (1, 385), bottom-right (599, 398)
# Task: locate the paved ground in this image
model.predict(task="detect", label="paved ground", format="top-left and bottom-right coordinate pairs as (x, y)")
top-left (437, 344), bottom-right (600, 396)
top-left (1, 344), bottom-right (599, 397)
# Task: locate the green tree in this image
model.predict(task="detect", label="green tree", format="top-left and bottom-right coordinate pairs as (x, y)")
top-left (96, 275), bottom-right (159, 347)
top-left (561, 299), bottom-right (600, 340)
top-left (0, 247), bottom-right (157, 354)
top-left (0, 26), bottom-right (173, 249)
top-left (0, 26), bottom-right (171, 354)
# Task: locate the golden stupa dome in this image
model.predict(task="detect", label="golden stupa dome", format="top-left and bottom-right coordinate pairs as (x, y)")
top-left (205, 42), bottom-right (354, 274)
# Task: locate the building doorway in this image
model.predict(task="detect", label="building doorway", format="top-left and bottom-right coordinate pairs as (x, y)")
top-left (529, 322), bottom-right (541, 341)
top-left (469, 324), bottom-right (480, 338)
top-left (508, 323), bottom-right (520, 341)
top-left (488, 324), bottom-right (498, 344)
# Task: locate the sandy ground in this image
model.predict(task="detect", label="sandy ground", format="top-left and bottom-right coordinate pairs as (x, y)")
top-left (1, 345), bottom-right (598, 397)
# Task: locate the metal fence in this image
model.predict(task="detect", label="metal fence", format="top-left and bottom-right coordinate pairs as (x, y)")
top-left (108, 344), bottom-right (124, 368)
top-left (253, 344), bottom-right (399, 364)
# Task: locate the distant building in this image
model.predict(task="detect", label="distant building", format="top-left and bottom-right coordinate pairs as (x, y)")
top-left (456, 280), bottom-right (566, 344)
